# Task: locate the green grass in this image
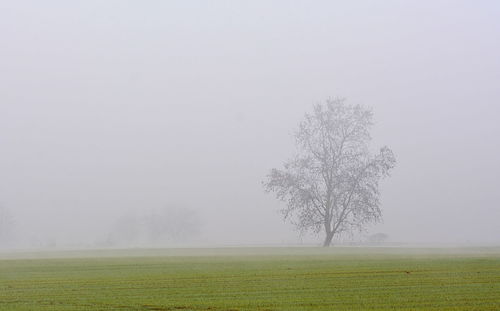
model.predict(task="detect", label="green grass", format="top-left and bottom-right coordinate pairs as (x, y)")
top-left (0, 247), bottom-right (499, 310)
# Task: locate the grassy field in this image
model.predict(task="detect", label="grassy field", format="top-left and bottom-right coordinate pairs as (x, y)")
top-left (0, 247), bottom-right (499, 310)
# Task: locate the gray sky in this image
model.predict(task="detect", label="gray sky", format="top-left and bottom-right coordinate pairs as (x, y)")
top-left (1, 1), bottom-right (499, 247)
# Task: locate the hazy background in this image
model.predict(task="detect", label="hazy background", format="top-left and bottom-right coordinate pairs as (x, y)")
top-left (1, 1), bottom-right (499, 248)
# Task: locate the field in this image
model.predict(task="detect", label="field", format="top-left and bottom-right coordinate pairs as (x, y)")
top-left (0, 247), bottom-right (499, 310)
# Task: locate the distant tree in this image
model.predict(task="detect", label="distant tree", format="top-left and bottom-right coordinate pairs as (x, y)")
top-left (145, 207), bottom-right (200, 243)
top-left (0, 205), bottom-right (14, 243)
top-left (368, 232), bottom-right (389, 244)
top-left (264, 99), bottom-right (396, 246)
top-left (106, 206), bottom-right (200, 247)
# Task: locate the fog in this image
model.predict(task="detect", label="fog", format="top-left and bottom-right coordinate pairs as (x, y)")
top-left (1, 1), bottom-right (499, 249)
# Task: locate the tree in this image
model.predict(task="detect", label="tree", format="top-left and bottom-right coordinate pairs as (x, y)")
top-left (0, 205), bottom-right (14, 244)
top-left (104, 206), bottom-right (200, 247)
top-left (367, 232), bottom-right (389, 244)
top-left (144, 206), bottom-right (200, 243)
top-left (263, 98), bottom-right (396, 246)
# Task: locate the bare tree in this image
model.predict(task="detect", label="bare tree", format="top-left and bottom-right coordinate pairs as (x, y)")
top-left (104, 206), bottom-right (200, 247)
top-left (264, 99), bottom-right (396, 246)
top-left (0, 205), bottom-right (14, 244)
top-left (367, 232), bottom-right (389, 244)
top-left (145, 206), bottom-right (200, 243)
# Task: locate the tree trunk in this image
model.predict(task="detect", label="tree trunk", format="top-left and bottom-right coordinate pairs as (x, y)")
top-left (323, 231), bottom-right (334, 247)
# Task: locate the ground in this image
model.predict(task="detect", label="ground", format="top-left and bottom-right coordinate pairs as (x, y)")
top-left (0, 247), bottom-right (499, 310)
